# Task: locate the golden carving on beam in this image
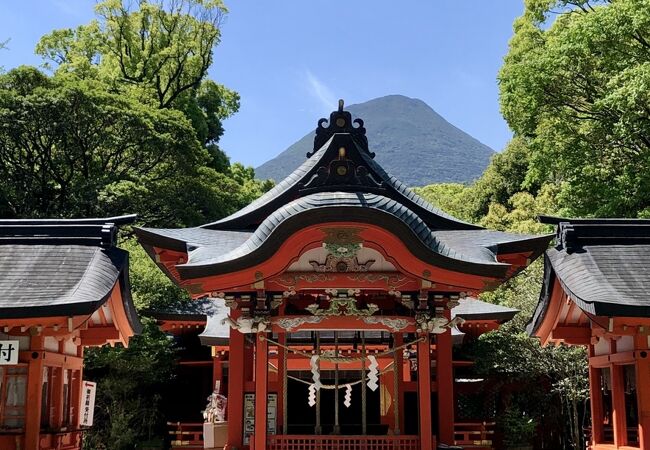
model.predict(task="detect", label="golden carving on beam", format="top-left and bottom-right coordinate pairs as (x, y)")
top-left (274, 273), bottom-right (337, 288)
top-left (415, 313), bottom-right (466, 334)
top-left (306, 298), bottom-right (379, 316)
top-left (362, 317), bottom-right (410, 332)
top-left (321, 227), bottom-right (365, 258)
top-left (276, 316), bottom-right (324, 331)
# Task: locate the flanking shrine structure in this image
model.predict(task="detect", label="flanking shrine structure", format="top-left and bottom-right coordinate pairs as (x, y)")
top-left (137, 102), bottom-right (552, 450)
top-left (0, 216), bottom-right (141, 450)
top-left (529, 218), bottom-right (650, 450)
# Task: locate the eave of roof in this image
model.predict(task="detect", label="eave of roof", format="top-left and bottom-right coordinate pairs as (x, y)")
top-left (0, 217), bottom-right (142, 334)
top-left (452, 297), bottom-right (519, 322)
top-left (136, 192), bottom-right (551, 281)
top-left (529, 218), bottom-right (650, 336)
top-left (202, 132), bottom-right (481, 232)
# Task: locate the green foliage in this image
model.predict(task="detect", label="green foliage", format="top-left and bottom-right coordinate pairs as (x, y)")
top-left (412, 183), bottom-right (475, 222)
top-left (37, 0), bottom-right (230, 108)
top-left (499, 0), bottom-right (650, 217)
top-left (470, 330), bottom-right (589, 449)
top-left (122, 238), bottom-right (189, 311)
top-left (83, 320), bottom-right (178, 450)
top-left (0, 66), bottom-right (206, 221)
top-left (500, 406), bottom-right (537, 447)
top-left (0, 2), bottom-right (272, 448)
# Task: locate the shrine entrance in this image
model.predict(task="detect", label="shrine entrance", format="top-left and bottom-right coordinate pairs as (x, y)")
top-left (137, 101), bottom-right (552, 450)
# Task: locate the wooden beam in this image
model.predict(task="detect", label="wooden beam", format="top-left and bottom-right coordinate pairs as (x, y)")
top-left (80, 326), bottom-right (120, 343)
top-left (550, 326), bottom-right (591, 345)
top-left (270, 315), bottom-right (416, 333)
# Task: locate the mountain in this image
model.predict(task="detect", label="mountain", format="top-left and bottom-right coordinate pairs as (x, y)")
top-left (255, 95), bottom-right (495, 186)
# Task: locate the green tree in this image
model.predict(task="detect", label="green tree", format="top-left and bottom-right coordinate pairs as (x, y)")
top-left (82, 321), bottom-right (178, 449)
top-left (0, 2), bottom-right (271, 448)
top-left (37, 0), bottom-right (240, 170)
top-left (499, 0), bottom-right (650, 217)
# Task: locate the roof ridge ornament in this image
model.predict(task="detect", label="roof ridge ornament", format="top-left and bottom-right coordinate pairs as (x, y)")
top-left (308, 99), bottom-right (374, 158)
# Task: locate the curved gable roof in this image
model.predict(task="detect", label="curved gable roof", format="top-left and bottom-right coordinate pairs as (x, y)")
top-left (202, 104), bottom-right (480, 232)
top-left (529, 219), bottom-right (650, 336)
top-left (0, 217), bottom-right (142, 334)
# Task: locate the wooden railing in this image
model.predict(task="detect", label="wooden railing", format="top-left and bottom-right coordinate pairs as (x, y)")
top-left (454, 422), bottom-right (495, 449)
top-left (168, 422), bottom-right (203, 449)
top-left (266, 435), bottom-right (423, 450)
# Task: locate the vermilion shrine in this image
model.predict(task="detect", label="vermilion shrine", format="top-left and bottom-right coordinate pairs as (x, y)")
top-left (0, 217), bottom-right (141, 450)
top-left (137, 102), bottom-right (552, 450)
top-left (529, 218), bottom-right (650, 450)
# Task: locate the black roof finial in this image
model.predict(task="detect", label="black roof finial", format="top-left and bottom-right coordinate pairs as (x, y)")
top-left (308, 99), bottom-right (373, 158)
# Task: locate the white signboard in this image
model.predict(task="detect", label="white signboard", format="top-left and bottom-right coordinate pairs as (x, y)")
top-left (0, 340), bottom-right (19, 365)
top-left (80, 381), bottom-right (97, 427)
top-left (243, 393), bottom-right (277, 445)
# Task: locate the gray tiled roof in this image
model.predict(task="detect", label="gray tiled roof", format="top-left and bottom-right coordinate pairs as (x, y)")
top-left (186, 192), bottom-right (499, 267)
top-left (529, 219), bottom-right (650, 335)
top-left (451, 297), bottom-right (519, 321)
top-left (202, 135), bottom-right (480, 232)
top-left (0, 217), bottom-right (141, 330)
top-left (136, 106), bottom-right (552, 284)
top-left (147, 297), bottom-right (227, 321)
top-left (138, 191), bottom-right (551, 280)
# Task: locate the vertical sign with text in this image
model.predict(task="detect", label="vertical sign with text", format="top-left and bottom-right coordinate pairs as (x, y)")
top-left (80, 381), bottom-right (97, 427)
top-left (243, 393), bottom-right (277, 445)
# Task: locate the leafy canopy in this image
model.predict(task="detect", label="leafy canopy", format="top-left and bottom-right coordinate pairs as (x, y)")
top-left (500, 0), bottom-right (650, 217)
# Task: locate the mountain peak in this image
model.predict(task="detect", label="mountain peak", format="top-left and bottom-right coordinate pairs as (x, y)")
top-left (255, 96), bottom-right (494, 186)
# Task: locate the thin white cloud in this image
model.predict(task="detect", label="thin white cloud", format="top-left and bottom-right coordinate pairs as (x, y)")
top-left (51, 0), bottom-right (86, 18)
top-left (305, 70), bottom-right (337, 111)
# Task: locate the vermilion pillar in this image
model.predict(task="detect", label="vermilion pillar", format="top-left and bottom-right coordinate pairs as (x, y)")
top-left (635, 343), bottom-right (650, 449)
top-left (25, 335), bottom-right (45, 450)
top-left (277, 332), bottom-right (287, 434)
top-left (610, 364), bottom-right (627, 447)
top-left (226, 313), bottom-right (245, 450)
top-left (588, 345), bottom-right (604, 445)
top-left (588, 366), bottom-right (604, 445)
top-left (437, 310), bottom-right (454, 445)
top-left (394, 333), bottom-right (405, 433)
top-left (417, 334), bottom-right (432, 450)
top-left (254, 334), bottom-right (268, 450)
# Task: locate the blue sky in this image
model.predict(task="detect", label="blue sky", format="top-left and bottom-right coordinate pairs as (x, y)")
top-left (0, 1), bottom-right (525, 168)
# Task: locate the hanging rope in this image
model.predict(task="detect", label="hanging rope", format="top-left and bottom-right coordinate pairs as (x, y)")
top-left (315, 333), bottom-right (321, 434)
top-left (334, 331), bottom-right (340, 433)
top-left (268, 361), bottom-right (396, 389)
top-left (261, 334), bottom-right (424, 363)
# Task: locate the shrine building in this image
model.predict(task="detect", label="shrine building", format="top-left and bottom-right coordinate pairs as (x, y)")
top-left (0, 216), bottom-right (141, 450)
top-left (529, 218), bottom-right (650, 450)
top-left (136, 101), bottom-right (553, 450)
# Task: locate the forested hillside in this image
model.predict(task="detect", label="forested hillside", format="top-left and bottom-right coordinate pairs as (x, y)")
top-left (255, 95), bottom-right (495, 186)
